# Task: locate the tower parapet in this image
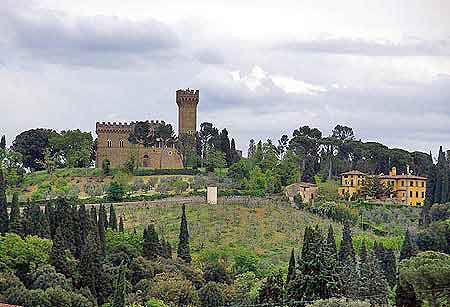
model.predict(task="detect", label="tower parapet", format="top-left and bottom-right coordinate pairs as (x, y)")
top-left (176, 89), bottom-right (199, 135)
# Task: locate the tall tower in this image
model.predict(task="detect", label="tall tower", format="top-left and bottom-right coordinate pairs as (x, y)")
top-left (176, 89), bottom-right (199, 135)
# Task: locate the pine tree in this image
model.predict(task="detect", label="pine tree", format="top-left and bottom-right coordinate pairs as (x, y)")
top-left (143, 224), bottom-right (161, 260)
top-left (286, 248), bottom-right (296, 285)
top-left (50, 226), bottom-right (70, 277)
top-left (338, 223), bottom-right (355, 264)
top-left (98, 204), bottom-right (106, 257)
top-left (177, 204), bottom-right (192, 263)
top-left (399, 229), bottom-right (417, 261)
top-left (112, 262), bottom-right (126, 307)
top-left (9, 192), bottom-right (22, 235)
top-left (109, 204), bottom-right (118, 231)
top-left (0, 169), bottom-right (9, 234)
top-left (119, 215), bottom-right (124, 232)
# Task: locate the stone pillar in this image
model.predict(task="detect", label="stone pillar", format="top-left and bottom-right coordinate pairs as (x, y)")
top-left (207, 186), bottom-right (218, 205)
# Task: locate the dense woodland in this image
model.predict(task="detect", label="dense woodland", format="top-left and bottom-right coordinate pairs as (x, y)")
top-left (1, 123), bottom-right (450, 307)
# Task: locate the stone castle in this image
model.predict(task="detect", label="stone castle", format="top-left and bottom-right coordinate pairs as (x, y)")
top-left (96, 89), bottom-right (199, 169)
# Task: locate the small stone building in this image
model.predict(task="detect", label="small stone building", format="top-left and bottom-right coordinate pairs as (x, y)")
top-left (285, 182), bottom-right (318, 204)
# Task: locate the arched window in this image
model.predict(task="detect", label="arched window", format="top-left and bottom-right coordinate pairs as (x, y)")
top-left (119, 139), bottom-right (124, 148)
top-left (107, 139), bottom-right (112, 148)
top-left (143, 154), bottom-right (150, 167)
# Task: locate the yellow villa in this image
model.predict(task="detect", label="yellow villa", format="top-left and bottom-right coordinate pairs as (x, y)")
top-left (338, 167), bottom-right (427, 206)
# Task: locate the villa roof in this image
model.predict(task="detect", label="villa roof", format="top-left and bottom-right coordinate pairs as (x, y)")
top-left (340, 170), bottom-right (366, 176)
top-left (380, 174), bottom-right (427, 180)
top-left (0, 304), bottom-right (24, 307)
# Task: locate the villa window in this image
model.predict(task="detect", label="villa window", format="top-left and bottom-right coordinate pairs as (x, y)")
top-left (410, 191), bottom-right (413, 198)
top-left (351, 179), bottom-right (354, 186)
top-left (416, 181), bottom-right (418, 187)
top-left (410, 181), bottom-right (413, 187)
top-left (401, 181), bottom-right (404, 187)
top-left (421, 192), bottom-right (425, 198)
top-left (421, 181), bottom-right (425, 187)
top-left (107, 139), bottom-right (112, 148)
top-left (416, 191), bottom-right (419, 198)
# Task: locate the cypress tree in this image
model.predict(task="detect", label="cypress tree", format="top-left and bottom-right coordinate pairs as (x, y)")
top-left (338, 223), bottom-right (355, 264)
top-left (143, 224), bottom-right (161, 260)
top-left (119, 215), bottom-right (124, 232)
top-left (98, 204), bottom-right (106, 257)
top-left (71, 204), bottom-right (82, 258)
top-left (358, 252), bottom-right (389, 306)
top-left (79, 203), bottom-right (88, 246)
top-left (29, 201), bottom-right (43, 236)
top-left (177, 204), bottom-right (192, 263)
top-left (359, 240), bottom-right (368, 263)
top-left (9, 192), bottom-right (22, 235)
top-left (0, 169), bottom-right (9, 234)
top-left (47, 201), bottom-right (57, 238)
top-left (399, 229), bottom-right (417, 261)
top-left (50, 226), bottom-right (70, 277)
top-left (383, 248), bottom-right (397, 288)
top-left (109, 204), bottom-right (118, 231)
top-left (99, 203), bottom-right (108, 230)
top-left (112, 262), bottom-right (126, 307)
top-left (40, 206), bottom-right (51, 239)
top-left (326, 224), bottom-right (337, 257)
top-left (0, 135), bottom-right (5, 149)
top-left (286, 248), bottom-right (295, 285)
top-left (90, 206), bottom-right (98, 230)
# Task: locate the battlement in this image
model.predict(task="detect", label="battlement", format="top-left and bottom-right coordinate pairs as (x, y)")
top-left (96, 120), bottom-right (166, 133)
top-left (176, 88), bottom-right (199, 105)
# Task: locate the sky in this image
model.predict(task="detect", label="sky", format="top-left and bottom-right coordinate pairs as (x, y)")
top-left (1, 0), bottom-right (450, 157)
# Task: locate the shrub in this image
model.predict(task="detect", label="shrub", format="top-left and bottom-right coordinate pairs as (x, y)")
top-left (107, 181), bottom-right (125, 201)
top-left (131, 178), bottom-right (146, 192)
top-left (308, 298), bottom-right (370, 307)
top-left (147, 272), bottom-right (199, 306)
top-left (198, 282), bottom-right (225, 307)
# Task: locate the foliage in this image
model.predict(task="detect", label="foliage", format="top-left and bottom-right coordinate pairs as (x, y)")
top-left (307, 298), bottom-right (370, 307)
top-left (107, 181), bottom-right (125, 201)
top-left (198, 281), bottom-right (225, 307)
top-left (147, 272), bottom-right (199, 307)
top-left (177, 204), bottom-right (192, 263)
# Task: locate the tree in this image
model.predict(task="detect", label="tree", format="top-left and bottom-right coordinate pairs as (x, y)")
top-left (308, 298), bottom-right (370, 307)
top-left (119, 215), bottom-right (124, 232)
top-left (396, 281), bottom-right (422, 307)
top-left (102, 159), bottom-right (111, 175)
top-left (230, 138), bottom-right (240, 164)
top-left (338, 223), bottom-right (355, 264)
top-left (248, 139), bottom-right (256, 158)
top-left (286, 248), bottom-right (295, 285)
top-left (258, 271), bottom-right (284, 304)
top-left (49, 130), bottom-right (94, 167)
top-left (399, 251), bottom-right (450, 307)
top-left (0, 135), bottom-right (5, 150)
top-left (326, 225), bottom-right (337, 257)
top-left (204, 149), bottom-right (226, 172)
top-left (0, 169), bottom-right (9, 234)
top-left (9, 192), bottom-right (21, 235)
top-left (107, 181), bottom-right (125, 202)
top-left (98, 204), bottom-right (106, 257)
top-left (218, 128), bottom-right (232, 165)
top-left (176, 133), bottom-right (196, 167)
top-left (112, 262), bottom-right (127, 307)
top-left (399, 229), bottom-right (417, 261)
top-left (177, 204), bottom-right (191, 263)
top-left (109, 204), bottom-right (118, 231)
top-left (359, 240), bottom-right (368, 263)
top-left (12, 128), bottom-right (59, 171)
top-left (361, 175), bottom-right (393, 199)
top-left (143, 224), bottom-right (161, 260)
top-left (50, 226), bottom-right (71, 277)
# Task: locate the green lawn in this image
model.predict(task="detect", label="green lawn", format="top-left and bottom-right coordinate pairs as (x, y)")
top-left (116, 202), bottom-right (403, 270)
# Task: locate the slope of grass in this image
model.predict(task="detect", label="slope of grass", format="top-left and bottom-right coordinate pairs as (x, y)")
top-left (117, 202), bottom-right (403, 270)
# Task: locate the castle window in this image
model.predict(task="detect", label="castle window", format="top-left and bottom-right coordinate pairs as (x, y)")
top-left (401, 181), bottom-right (404, 187)
top-left (120, 140), bottom-right (124, 148)
top-left (168, 151), bottom-right (173, 156)
top-left (107, 139), bottom-right (112, 148)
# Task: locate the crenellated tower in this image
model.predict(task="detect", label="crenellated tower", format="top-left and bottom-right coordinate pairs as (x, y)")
top-left (176, 89), bottom-right (199, 135)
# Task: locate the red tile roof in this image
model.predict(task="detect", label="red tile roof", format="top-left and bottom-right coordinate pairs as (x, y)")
top-left (340, 170), bottom-right (366, 176)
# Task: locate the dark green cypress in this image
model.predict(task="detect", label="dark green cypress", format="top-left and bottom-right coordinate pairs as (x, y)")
top-left (143, 224), bottom-right (161, 260)
top-left (396, 281), bottom-right (422, 307)
top-left (399, 229), bottom-right (417, 261)
top-left (112, 262), bottom-right (127, 307)
top-left (47, 201), bottom-right (57, 238)
top-left (0, 169), bottom-right (9, 234)
top-left (99, 203), bottom-right (108, 230)
top-left (383, 248), bottom-right (397, 288)
top-left (90, 206), bottom-right (98, 230)
top-left (98, 204), bottom-right (106, 257)
top-left (109, 204), bottom-right (118, 231)
top-left (9, 192), bottom-right (22, 235)
top-left (79, 203), bottom-right (88, 246)
top-left (326, 224), bottom-right (337, 257)
top-left (358, 252), bottom-right (389, 306)
top-left (286, 248), bottom-right (295, 285)
top-left (177, 204), bottom-right (191, 263)
top-left (71, 204), bottom-right (82, 258)
top-left (0, 135), bottom-right (5, 149)
top-left (29, 201), bottom-right (43, 236)
top-left (359, 240), bottom-right (368, 263)
top-left (50, 226), bottom-right (70, 277)
top-left (119, 215), bottom-right (124, 232)
top-left (338, 223), bottom-right (355, 264)
top-left (40, 206), bottom-right (51, 239)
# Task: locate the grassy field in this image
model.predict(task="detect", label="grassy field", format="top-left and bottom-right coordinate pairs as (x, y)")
top-left (116, 201), bottom-right (403, 271)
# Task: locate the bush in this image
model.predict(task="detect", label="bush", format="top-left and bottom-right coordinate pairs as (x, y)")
top-left (107, 181), bottom-right (125, 201)
top-left (308, 201), bottom-right (359, 224)
top-left (147, 272), bottom-right (199, 306)
top-left (134, 168), bottom-right (201, 176)
top-left (308, 298), bottom-right (370, 307)
top-left (199, 282), bottom-right (225, 307)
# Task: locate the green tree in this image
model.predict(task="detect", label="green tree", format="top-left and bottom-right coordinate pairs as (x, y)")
top-left (399, 229), bottom-right (417, 261)
top-left (109, 204), bottom-right (118, 231)
top-left (361, 175), bottom-right (393, 198)
top-left (326, 224), bottom-right (337, 257)
top-left (50, 226), bottom-right (71, 277)
top-left (102, 159), bottom-right (111, 175)
top-left (286, 248), bottom-right (295, 285)
top-left (199, 281), bottom-right (225, 307)
top-left (399, 251), bottom-right (450, 307)
top-left (112, 262), bottom-right (127, 307)
top-left (177, 204), bottom-right (191, 263)
top-left (107, 181), bottom-right (125, 202)
top-left (119, 215), bottom-right (124, 232)
top-left (143, 224), bottom-right (161, 260)
top-left (204, 149), bottom-right (226, 172)
top-left (9, 192), bottom-right (21, 235)
top-left (338, 223), bottom-right (355, 264)
top-left (12, 128), bottom-right (59, 171)
top-left (98, 204), bottom-right (106, 257)
top-left (258, 270), bottom-right (284, 304)
top-left (308, 298), bottom-right (370, 307)
top-left (0, 169), bottom-right (9, 234)
top-left (0, 135), bottom-right (5, 150)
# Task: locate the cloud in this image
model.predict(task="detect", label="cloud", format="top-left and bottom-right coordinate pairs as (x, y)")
top-left (279, 36), bottom-right (450, 56)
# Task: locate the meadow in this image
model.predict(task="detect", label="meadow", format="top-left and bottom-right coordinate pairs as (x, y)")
top-left (116, 201), bottom-right (403, 272)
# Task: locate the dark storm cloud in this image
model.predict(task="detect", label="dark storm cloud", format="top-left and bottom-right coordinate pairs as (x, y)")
top-left (280, 37), bottom-right (450, 56)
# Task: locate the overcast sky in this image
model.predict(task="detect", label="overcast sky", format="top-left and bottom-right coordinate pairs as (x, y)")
top-left (1, 0), bottom-right (449, 156)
